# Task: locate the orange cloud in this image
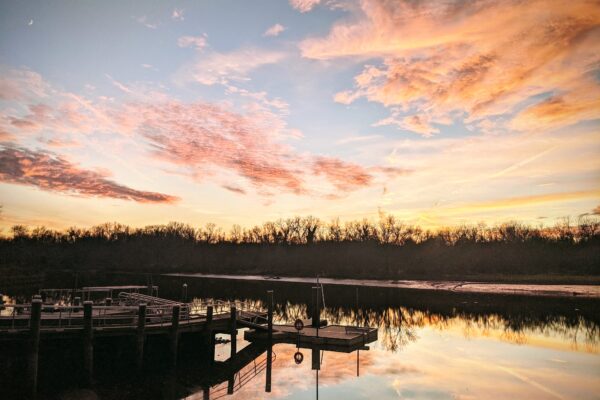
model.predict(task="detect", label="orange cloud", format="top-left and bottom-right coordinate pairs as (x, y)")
top-left (301, 0), bottom-right (600, 135)
top-left (290, 0), bottom-right (321, 13)
top-left (0, 146), bottom-right (179, 203)
top-left (313, 156), bottom-right (373, 191)
top-left (1, 67), bottom-right (409, 198)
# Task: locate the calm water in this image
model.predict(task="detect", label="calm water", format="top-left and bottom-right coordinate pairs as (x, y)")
top-left (1, 275), bottom-right (599, 399)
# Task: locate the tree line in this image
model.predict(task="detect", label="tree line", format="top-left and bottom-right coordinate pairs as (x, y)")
top-left (1, 215), bottom-right (599, 281)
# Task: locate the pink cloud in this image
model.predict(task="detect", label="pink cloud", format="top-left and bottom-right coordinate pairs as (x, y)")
top-left (303, 0), bottom-right (600, 134)
top-left (264, 23), bottom-right (286, 37)
top-left (312, 156), bottom-right (373, 191)
top-left (171, 8), bottom-right (184, 21)
top-left (1, 67), bottom-right (411, 198)
top-left (177, 35), bottom-right (207, 50)
top-left (0, 146), bottom-right (178, 203)
top-left (290, 0), bottom-right (321, 13)
top-left (174, 47), bottom-right (285, 86)
top-left (128, 101), bottom-right (308, 194)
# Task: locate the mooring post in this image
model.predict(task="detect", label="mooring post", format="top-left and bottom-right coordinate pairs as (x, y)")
top-left (230, 306), bottom-right (237, 358)
top-left (209, 333), bottom-right (216, 364)
top-left (28, 298), bottom-right (42, 397)
top-left (311, 347), bottom-right (320, 371)
top-left (83, 301), bottom-right (94, 385)
top-left (136, 303), bottom-right (147, 370)
top-left (266, 345), bottom-right (273, 393)
top-left (267, 290), bottom-right (273, 342)
top-left (170, 305), bottom-right (180, 366)
top-left (204, 305), bottom-right (214, 362)
top-left (227, 375), bottom-right (234, 394)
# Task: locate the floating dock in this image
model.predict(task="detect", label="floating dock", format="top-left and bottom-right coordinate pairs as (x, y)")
top-left (245, 323), bottom-right (377, 351)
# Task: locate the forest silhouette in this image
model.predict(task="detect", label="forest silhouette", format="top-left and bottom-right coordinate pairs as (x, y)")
top-left (1, 214), bottom-right (599, 282)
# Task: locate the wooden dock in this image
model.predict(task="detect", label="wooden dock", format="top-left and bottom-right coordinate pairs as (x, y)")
top-left (0, 285), bottom-right (376, 398)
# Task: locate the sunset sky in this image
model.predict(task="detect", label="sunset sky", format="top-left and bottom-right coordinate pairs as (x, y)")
top-left (0, 0), bottom-right (599, 232)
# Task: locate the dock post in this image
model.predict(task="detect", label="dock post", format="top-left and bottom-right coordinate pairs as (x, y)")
top-left (267, 290), bottom-right (273, 342)
top-left (311, 348), bottom-right (320, 370)
top-left (83, 301), bottom-right (94, 385)
top-left (266, 290), bottom-right (274, 393)
top-left (169, 305), bottom-right (180, 366)
top-left (28, 298), bottom-right (42, 397)
top-left (204, 305), bottom-right (214, 362)
top-left (266, 345), bottom-right (272, 393)
top-left (230, 306), bottom-right (237, 358)
top-left (227, 375), bottom-right (234, 394)
top-left (136, 303), bottom-right (147, 370)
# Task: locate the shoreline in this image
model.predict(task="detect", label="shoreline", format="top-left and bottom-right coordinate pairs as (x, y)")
top-left (164, 272), bottom-right (600, 298)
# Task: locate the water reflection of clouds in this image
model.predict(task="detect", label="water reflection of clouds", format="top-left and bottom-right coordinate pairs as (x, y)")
top-left (191, 304), bottom-right (600, 399)
top-left (271, 302), bottom-right (599, 354)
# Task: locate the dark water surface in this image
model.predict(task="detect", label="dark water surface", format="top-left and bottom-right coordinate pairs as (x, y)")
top-left (1, 274), bottom-right (599, 399)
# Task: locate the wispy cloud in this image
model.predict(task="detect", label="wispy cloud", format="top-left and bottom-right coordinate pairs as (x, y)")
top-left (335, 134), bottom-right (382, 145)
top-left (264, 23), bottom-right (286, 37)
top-left (312, 156), bottom-right (373, 191)
top-left (290, 0), bottom-right (321, 13)
top-left (171, 8), bottom-right (184, 21)
top-left (301, 0), bottom-right (600, 135)
top-left (177, 35), bottom-right (207, 51)
top-left (1, 66), bottom-right (411, 199)
top-left (175, 47), bottom-right (285, 86)
top-left (133, 15), bottom-right (158, 29)
top-left (0, 146), bottom-right (178, 203)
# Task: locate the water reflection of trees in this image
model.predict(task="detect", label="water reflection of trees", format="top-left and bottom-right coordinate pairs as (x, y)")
top-left (222, 298), bottom-right (599, 353)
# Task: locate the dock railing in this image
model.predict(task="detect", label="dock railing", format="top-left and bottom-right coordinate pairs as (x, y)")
top-left (0, 297), bottom-right (269, 333)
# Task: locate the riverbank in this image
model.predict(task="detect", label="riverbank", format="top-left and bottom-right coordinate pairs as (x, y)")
top-left (164, 273), bottom-right (600, 298)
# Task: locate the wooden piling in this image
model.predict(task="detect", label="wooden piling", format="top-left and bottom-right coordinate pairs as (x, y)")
top-left (206, 305), bottom-right (213, 325)
top-left (83, 301), bottom-right (93, 384)
top-left (227, 375), bottom-right (234, 394)
top-left (28, 299), bottom-right (42, 397)
top-left (136, 303), bottom-right (147, 370)
top-left (230, 306), bottom-right (237, 358)
top-left (266, 345), bottom-right (272, 393)
top-left (311, 347), bottom-right (320, 370)
top-left (169, 305), bottom-right (180, 366)
top-left (267, 291), bottom-right (273, 343)
top-left (204, 305), bottom-right (214, 362)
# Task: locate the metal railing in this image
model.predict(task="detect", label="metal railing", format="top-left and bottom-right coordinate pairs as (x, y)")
top-left (0, 298), bottom-right (268, 332)
top-left (210, 350), bottom-right (277, 400)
